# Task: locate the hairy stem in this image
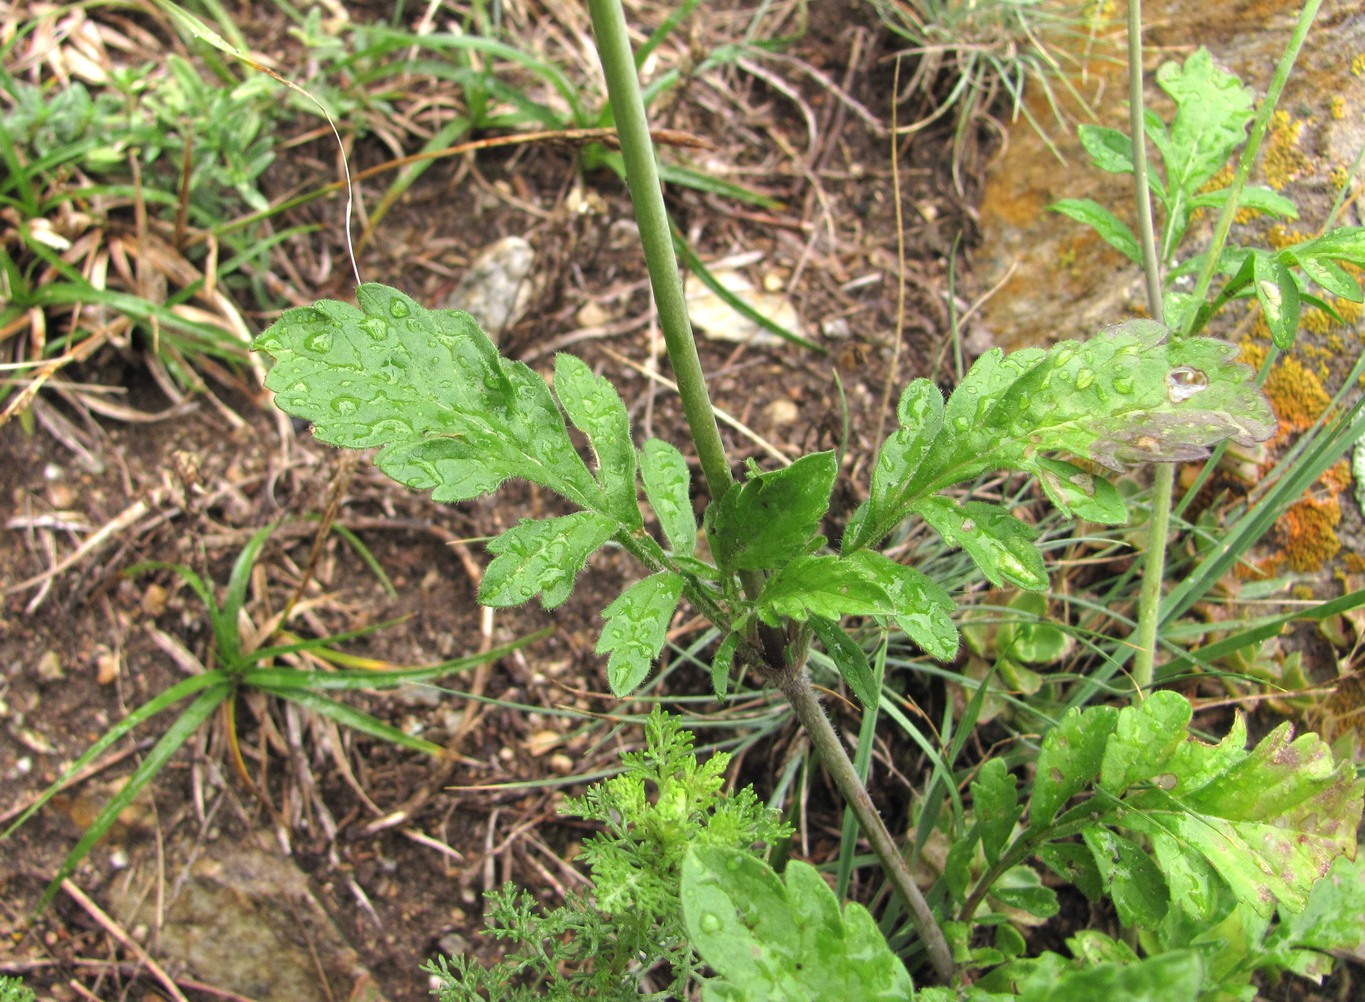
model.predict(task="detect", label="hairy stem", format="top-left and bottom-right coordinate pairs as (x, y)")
top-left (776, 665), bottom-right (956, 983)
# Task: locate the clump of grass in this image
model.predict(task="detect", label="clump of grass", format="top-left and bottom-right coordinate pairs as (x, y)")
top-left (872, 0), bottom-right (1115, 186)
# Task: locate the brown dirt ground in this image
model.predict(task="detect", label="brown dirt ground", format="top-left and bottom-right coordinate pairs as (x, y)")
top-left (1, 1), bottom-right (1357, 1000)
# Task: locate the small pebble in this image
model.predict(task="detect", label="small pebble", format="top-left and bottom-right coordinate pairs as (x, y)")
top-left (37, 650), bottom-right (64, 681)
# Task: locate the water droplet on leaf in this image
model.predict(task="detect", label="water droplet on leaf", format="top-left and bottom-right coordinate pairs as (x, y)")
top-left (699, 912), bottom-right (724, 933)
top-left (1166, 366), bottom-right (1209, 403)
top-left (1075, 367), bottom-right (1095, 390)
top-left (304, 331), bottom-right (333, 354)
top-left (389, 299), bottom-right (412, 319)
top-left (331, 395), bottom-right (361, 415)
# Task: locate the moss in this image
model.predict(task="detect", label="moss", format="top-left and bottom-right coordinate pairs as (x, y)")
top-left (1292, 583), bottom-right (1316, 601)
top-left (1330, 165), bottom-right (1351, 189)
top-left (1277, 496), bottom-right (1342, 572)
top-left (1352, 53), bottom-right (1365, 77)
top-left (1329, 95), bottom-right (1348, 121)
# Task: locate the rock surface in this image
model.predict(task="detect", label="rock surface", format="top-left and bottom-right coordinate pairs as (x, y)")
top-left (106, 836), bottom-right (389, 1002)
top-left (975, 0), bottom-right (1364, 350)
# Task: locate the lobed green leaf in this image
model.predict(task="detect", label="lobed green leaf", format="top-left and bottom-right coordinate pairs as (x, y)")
top-left (1155, 47), bottom-right (1254, 203)
top-left (597, 572), bottom-right (685, 697)
top-left (973, 758), bottom-right (1023, 867)
top-left (710, 451), bottom-right (836, 573)
top-left (253, 283), bottom-right (603, 510)
top-left (913, 496), bottom-right (1049, 592)
top-left (756, 554), bottom-right (892, 627)
top-left (852, 551), bottom-right (960, 661)
top-left (1050, 198), bottom-right (1141, 265)
top-left (681, 846), bottom-right (914, 1002)
top-left (1082, 828), bottom-right (1170, 928)
top-left (480, 512), bottom-right (618, 610)
top-left (1030, 705), bottom-right (1119, 828)
top-left (553, 354), bottom-right (641, 528)
top-left (1077, 124), bottom-right (1134, 174)
top-left (810, 618), bottom-right (878, 708)
top-left (1099, 692), bottom-right (1365, 918)
top-left (640, 438), bottom-right (697, 557)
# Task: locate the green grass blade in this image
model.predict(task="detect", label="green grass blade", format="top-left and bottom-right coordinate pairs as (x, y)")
top-left (261, 687), bottom-right (443, 756)
top-left (218, 522), bottom-right (279, 665)
top-left (835, 635), bottom-right (886, 899)
top-left (242, 629), bottom-right (551, 690)
top-left (636, 0), bottom-right (704, 68)
top-left (34, 683), bottom-right (230, 913)
top-left (1161, 589), bottom-right (1365, 680)
top-left (246, 617), bottom-right (413, 664)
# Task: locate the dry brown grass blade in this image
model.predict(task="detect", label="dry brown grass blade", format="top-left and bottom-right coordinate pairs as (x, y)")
top-left (6, 490), bottom-right (168, 601)
top-left (60, 879), bottom-right (193, 1002)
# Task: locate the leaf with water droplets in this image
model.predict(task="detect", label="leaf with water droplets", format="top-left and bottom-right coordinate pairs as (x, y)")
top-left (253, 283), bottom-right (601, 509)
top-left (934, 320), bottom-right (1274, 481)
top-left (844, 379), bottom-right (945, 552)
top-left (681, 846), bottom-right (914, 1002)
top-left (554, 353), bottom-right (641, 528)
top-left (597, 571), bottom-right (685, 696)
top-left (913, 496), bottom-right (1049, 592)
top-left (640, 439), bottom-right (696, 558)
top-left (480, 512), bottom-right (617, 610)
top-left (1253, 251), bottom-right (1302, 350)
top-left (845, 551), bottom-right (959, 662)
top-left (1082, 828), bottom-right (1169, 928)
top-left (709, 451), bottom-right (836, 574)
top-left (1083, 691), bottom-right (1365, 920)
top-left (755, 554), bottom-right (895, 626)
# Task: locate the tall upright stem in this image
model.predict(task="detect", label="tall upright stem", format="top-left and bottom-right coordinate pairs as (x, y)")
top-left (1126, 0), bottom-right (1169, 696)
top-left (586, 0), bottom-right (954, 982)
top-left (585, 0), bottom-right (733, 503)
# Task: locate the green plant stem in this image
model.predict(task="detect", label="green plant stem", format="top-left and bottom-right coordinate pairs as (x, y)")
top-left (587, 2), bottom-right (954, 979)
top-left (1125, 0), bottom-right (1168, 696)
top-left (776, 664), bottom-right (956, 983)
top-left (585, 0), bottom-right (732, 504)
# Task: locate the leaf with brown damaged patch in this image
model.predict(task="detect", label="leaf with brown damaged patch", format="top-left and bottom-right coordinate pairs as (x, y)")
top-left (1100, 691), bottom-right (1365, 920)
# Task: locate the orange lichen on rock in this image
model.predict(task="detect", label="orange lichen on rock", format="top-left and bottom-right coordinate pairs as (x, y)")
top-left (1260, 352), bottom-right (1333, 438)
top-left (1276, 495), bottom-right (1342, 572)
